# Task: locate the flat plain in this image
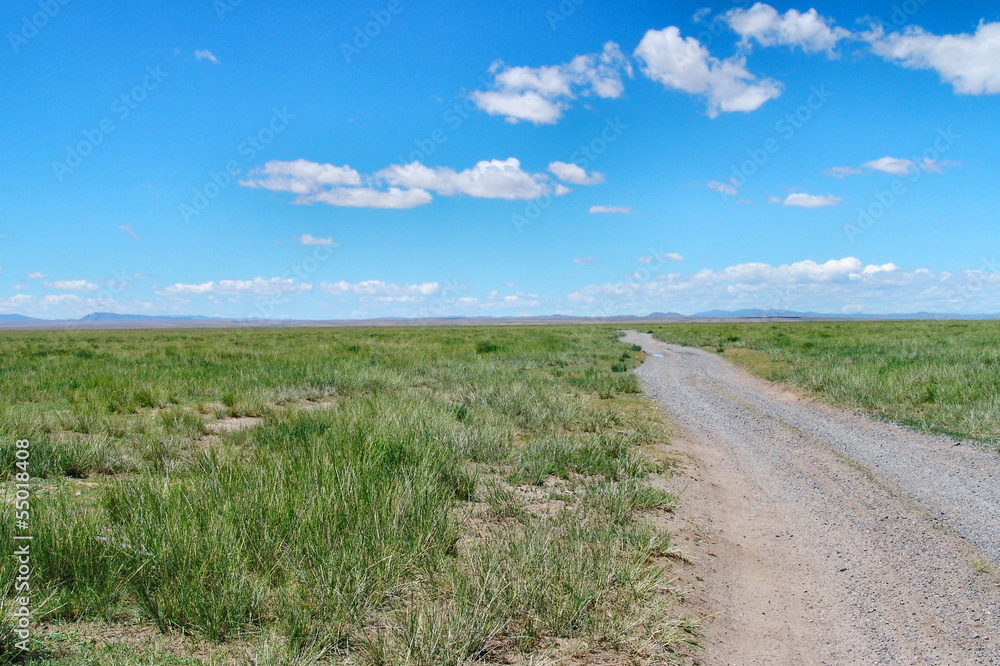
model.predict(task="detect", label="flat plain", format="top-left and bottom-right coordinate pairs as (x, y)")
top-left (4, 320), bottom-right (1000, 664)
top-left (0, 326), bottom-right (691, 665)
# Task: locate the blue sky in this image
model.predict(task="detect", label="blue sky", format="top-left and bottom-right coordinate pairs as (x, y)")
top-left (2, 0), bottom-right (999, 319)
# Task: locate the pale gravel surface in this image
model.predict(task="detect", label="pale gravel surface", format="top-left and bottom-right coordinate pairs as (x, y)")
top-left (623, 331), bottom-right (1000, 665)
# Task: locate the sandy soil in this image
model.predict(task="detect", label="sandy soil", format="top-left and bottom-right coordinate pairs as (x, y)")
top-left (623, 331), bottom-right (1000, 665)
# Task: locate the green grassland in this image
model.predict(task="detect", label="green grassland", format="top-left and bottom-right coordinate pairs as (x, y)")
top-left (0, 326), bottom-right (693, 665)
top-left (648, 320), bottom-right (1000, 447)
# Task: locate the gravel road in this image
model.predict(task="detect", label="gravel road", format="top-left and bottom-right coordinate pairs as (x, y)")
top-left (622, 331), bottom-right (1000, 665)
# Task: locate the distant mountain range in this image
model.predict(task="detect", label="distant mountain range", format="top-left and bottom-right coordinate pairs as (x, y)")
top-left (0, 309), bottom-right (996, 330)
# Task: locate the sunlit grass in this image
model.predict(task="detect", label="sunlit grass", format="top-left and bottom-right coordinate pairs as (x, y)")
top-left (648, 320), bottom-right (1000, 447)
top-left (0, 325), bottom-right (689, 664)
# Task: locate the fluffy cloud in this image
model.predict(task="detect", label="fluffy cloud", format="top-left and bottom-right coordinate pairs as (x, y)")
top-left (320, 280), bottom-right (440, 304)
top-left (725, 3), bottom-right (850, 55)
top-left (377, 158), bottom-right (547, 200)
top-left (472, 42), bottom-right (633, 124)
top-left (242, 157), bottom-right (570, 207)
top-left (26, 272), bottom-right (46, 279)
top-left (293, 234), bottom-right (338, 246)
top-left (548, 161), bottom-right (605, 185)
top-left (862, 156), bottom-right (916, 175)
top-left (634, 26), bottom-right (782, 117)
top-left (44, 280), bottom-right (99, 291)
top-left (566, 258), bottom-right (1000, 315)
top-left (305, 187), bottom-right (432, 209)
top-left (707, 180), bottom-right (738, 196)
top-left (572, 256), bottom-right (600, 266)
top-left (638, 252), bottom-right (684, 263)
top-left (866, 21), bottom-right (1000, 95)
top-left (589, 205), bottom-right (633, 214)
top-left (159, 278), bottom-right (312, 296)
top-left (827, 157), bottom-right (953, 177)
top-left (241, 159), bottom-right (362, 194)
top-left (777, 192), bottom-right (842, 208)
top-left (195, 49), bottom-right (219, 64)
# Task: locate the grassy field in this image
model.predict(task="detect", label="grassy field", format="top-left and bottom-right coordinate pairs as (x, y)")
top-left (647, 320), bottom-right (1000, 447)
top-left (0, 326), bottom-right (692, 664)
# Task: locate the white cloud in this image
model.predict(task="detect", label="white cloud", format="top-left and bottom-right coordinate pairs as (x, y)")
top-left (470, 90), bottom-right (566, 125)
top-left (241, 159), bottom-right (362, 194)
top-left (293, 234), bottom-right (338, 246)
top-left (725, 3), bottom-right (850, 55)
top-left (195, 49), bottom-right (220, 64)
top-left (320, 280), bottom-right (440, 303)
top-left (306, 187), bottom-right (433, 209)
top-left (159, 278), bottom-right (312, 296)
top-left (707, 180), bottom-right (738, 195)
top-left (244, 157), bottom-right (581, 208)
top-left (26, 272), bottom-right (46, 279)
top-left (867, 21), bottom-right (1000, 95)
top-left (44, 280), bottom-right (99, 291)
top-left (377, 158), bottom-right (548, 200)
top-left (638, 251), bottom-right (684, 263)
top-left (564, 257), bottom-right (1000, 315)
top-left (862, 156), bottom-right (916, 175)
top-left (779, 193), bottom-right (842, 208)
top-left (548, 161), bottom-right (605, 185)
top-left (472, 42), bottom-right (633, 124)
top-left (634, 26), bottom-right (782, 117)
top-left (829, 157), bottom-right (954, 177)
top-left (572, 256), bottom-right (600, 265)
top-left (589, 205), bottom-right (633, 214)
top-left (825, 166), bottom-right (863, 178)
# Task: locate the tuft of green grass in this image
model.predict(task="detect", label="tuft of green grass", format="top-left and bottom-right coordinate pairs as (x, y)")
top-left (972, 558), bottom-right (993, 575)
top-left (0, 325), bottom-right (690, 663)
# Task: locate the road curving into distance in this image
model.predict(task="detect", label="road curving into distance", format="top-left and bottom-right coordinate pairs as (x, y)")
top-left (624, 331), bottom-right (1000, 665)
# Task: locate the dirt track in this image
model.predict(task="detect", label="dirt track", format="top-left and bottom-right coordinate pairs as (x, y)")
top-left (623, 331), bottom-right (1000, 665)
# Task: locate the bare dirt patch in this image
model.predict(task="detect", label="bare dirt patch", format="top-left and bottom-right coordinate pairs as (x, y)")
top-left (203, 415), bottom-right (263, 434)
